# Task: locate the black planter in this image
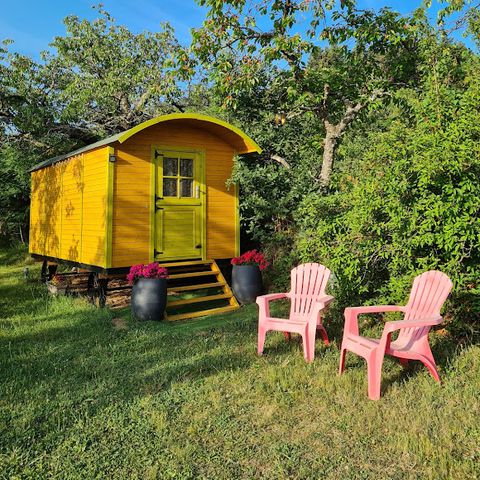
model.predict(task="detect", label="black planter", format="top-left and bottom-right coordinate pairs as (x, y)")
top-left (131, 278), bottom-right (167, 321)
top-left (232, 264), bottom-right (263, 304)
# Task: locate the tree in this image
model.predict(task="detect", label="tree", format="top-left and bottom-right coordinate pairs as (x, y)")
top-left (1, 6), bottom-right (187, 147)
top-left (0, 6), bottom-right (190, 241)
top-left (191, 0), bottom-right (423, 186)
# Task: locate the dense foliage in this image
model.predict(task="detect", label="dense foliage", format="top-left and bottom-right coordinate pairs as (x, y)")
top-left (207, 3), bottom-right (480, 338)
top-left (192, 0), bottom-right (422, 186)
top-left (296, 38), bottom-right (480, 337)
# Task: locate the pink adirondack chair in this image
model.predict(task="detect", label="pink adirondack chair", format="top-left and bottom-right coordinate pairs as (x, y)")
top-left (257, 263), bottom-right (334, 362)
top-left (339, 270), bottom-right (453, 400)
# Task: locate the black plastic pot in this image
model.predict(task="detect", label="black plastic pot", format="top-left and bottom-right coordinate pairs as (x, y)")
top-left (131, 277), bottom-right (167, 321)
top-left (232, 264), bottom-right (263, 304)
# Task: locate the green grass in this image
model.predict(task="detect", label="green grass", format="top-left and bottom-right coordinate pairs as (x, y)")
top-left (0, 247), bottom-right (479, 479)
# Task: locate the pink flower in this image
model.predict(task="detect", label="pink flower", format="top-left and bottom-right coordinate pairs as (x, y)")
top-left (127, 262), bottom-right (168, 284)
top-left (231, 250), bottom-right (269, 270)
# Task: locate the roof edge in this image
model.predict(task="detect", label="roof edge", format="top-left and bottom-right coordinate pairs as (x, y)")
top-left (118, 113), bottom-right (262, 154)
top-left (29, 113), bottom-right (261, 173)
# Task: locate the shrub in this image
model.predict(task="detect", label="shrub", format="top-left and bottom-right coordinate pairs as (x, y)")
top-left (294, 42), bottom-right (480, 339)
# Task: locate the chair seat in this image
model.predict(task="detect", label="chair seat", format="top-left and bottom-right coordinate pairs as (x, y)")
top-left (343, 334), bottom-right (379, 357)
top-left (265, 316), bottom-right (307, 326)
top-left (344, 334), bottom-right (427, 361)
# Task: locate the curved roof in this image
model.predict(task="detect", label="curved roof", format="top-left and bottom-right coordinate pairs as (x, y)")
top-left (29, 113), bottom-right (262, 172)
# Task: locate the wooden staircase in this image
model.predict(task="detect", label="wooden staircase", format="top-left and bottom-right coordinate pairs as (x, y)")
top-left (161, 259), bottom-right (240, 321)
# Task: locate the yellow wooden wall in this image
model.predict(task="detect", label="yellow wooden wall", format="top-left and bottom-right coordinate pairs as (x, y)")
top-left (29, 147), bottom-right (109, 267)
top-left (112, 122), bottom-right (237, 267)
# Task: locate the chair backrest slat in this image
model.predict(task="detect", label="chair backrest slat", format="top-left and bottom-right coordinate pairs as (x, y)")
top-left (289, 263), bottom-right (331, 318)
top-left (404, 271), bottom-right (452, 320)
top-left (399, 270), bottom-right (453, 341)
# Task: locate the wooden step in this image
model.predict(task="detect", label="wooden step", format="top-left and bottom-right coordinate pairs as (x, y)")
top-left (168, 271), bottom-right (218, 280)
top-left (167, 293), bottom-right (232, 308)
top-left (165, 305), bottom-right (239, 321)
top-left (159, 259), bottom-right (213, 268)
top-left (167, 281), bottom-right (225, 293)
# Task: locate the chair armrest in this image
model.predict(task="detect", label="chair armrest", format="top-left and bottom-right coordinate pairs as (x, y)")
top-left (256, 293), bottom-right (289, 305)
top-left (376, 316), bottom-right (444, 355)
top-left (256, 292), bottom-right (289, 318)
top-left (344, 305), bottom-right (405, 336)
top-left (309, 295), bottom-right (335, 321)
top-left (317, 294), bottom-right (334, 307)
top-left (383, 315), bottom-right (443, 334)
top-left (346, 305), bottom-right (405, 315)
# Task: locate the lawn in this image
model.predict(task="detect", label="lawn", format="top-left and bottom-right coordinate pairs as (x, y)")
top-left (0, 246), bottom-right (479, 479)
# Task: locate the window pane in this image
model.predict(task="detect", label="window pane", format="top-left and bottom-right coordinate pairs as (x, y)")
top-left (180, 179), bottom-right (193, 197)
top-left (163, 157), bottom-right (178, 176)
top-left (163, 178), bottom-right (177, 197)
top-left (180, 158), bottom-right (193, 177)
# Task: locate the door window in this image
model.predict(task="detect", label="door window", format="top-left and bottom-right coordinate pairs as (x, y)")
top-left (162, 157), bottom-right (194, 198)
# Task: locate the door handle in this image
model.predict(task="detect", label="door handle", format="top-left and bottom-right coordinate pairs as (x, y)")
top-left (196, 186), bottom-right (200, 199)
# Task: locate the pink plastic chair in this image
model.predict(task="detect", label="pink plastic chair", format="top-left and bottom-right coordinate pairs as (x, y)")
top-left (257, 263), bottom-right (334, 362)
top-left (339, 270), bottom-right (453, 400)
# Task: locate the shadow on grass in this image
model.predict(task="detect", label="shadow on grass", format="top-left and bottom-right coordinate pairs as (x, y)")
top-left (0, 243), bottom-right (30, 266)
top-left (1, 291), bottom-right (259, 447)
top-left (0, 281), bottom-right (48, 320)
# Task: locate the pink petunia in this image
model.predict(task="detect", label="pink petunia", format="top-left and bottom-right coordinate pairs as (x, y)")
top-left (127, 262), bottom-right (168, 284)
top-left (231, 250), bottom-right (269, 270)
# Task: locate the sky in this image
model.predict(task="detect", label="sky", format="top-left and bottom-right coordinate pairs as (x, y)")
top-left (0, 0), bottom-right (470, 58)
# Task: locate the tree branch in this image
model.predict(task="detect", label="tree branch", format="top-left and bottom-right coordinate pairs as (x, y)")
top-left (271, 154), bottom-right (291, 169)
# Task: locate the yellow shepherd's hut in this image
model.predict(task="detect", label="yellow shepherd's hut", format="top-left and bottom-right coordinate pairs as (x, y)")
top-left (29, 113), bottom-right (261, 319)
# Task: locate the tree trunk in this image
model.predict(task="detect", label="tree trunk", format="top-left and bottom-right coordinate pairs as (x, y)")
top-left (320, 129), bottom-right (338, 187)
top-left (318, 99), bottom-right (369, 187)
top-left (19, 224), bottom-right (25, 244)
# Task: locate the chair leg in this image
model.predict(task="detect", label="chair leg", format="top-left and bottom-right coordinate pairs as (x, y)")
top-left (367, 354), bottom-right (383, 400)
top-left (419, 343), bottom-right (441, 382)
top-left (399, 358), bottom-right (409, 368)
top-left (421, 355), bottom-right (441, 382)
top-left (308, 329), bottom-right (316, 363)
top-left (258, 326), bottom-right (267, 356)
top-left (316, 325), bottom-right (330, 346)
top-left (302, 333), bottom-right (312, 362)
top-left (339, 347), bottom-right (347, 375)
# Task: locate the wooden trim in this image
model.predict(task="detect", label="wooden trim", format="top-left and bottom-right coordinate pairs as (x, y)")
top-left (212, 259), bottom-right (240, 308)
top-left (167, 271), bottom-right (217, 280)
top-left (59, 163), bottom-right (64, 260)
top-left (30, 254), bottom-right (234, 275)
top-left (234, 181), bottom-right (240, 257)
top-left (167, 281), bottom-right (225, 293)
top-left (160, 259), bottom-right (213, 268)
top-left (105, 146), bottom-right (115, 268)
top-left (149, 146), bottom-right (156, 263)
top-left (29, 114), bottom-right (261, 173)
top-left (31, 254), bottom-right (127, 275)
top-left (166, 305), bottom-right (238, 321)
top-left (199, 150), bottom-right (207, 261)
top-left (167, 293), bottom-right (232, 308)
top-left (79, 155), bottom-right (84, 263)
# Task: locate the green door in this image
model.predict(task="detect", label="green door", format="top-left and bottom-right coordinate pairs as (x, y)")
top-left (154, 149), bottom-right (205, 261)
